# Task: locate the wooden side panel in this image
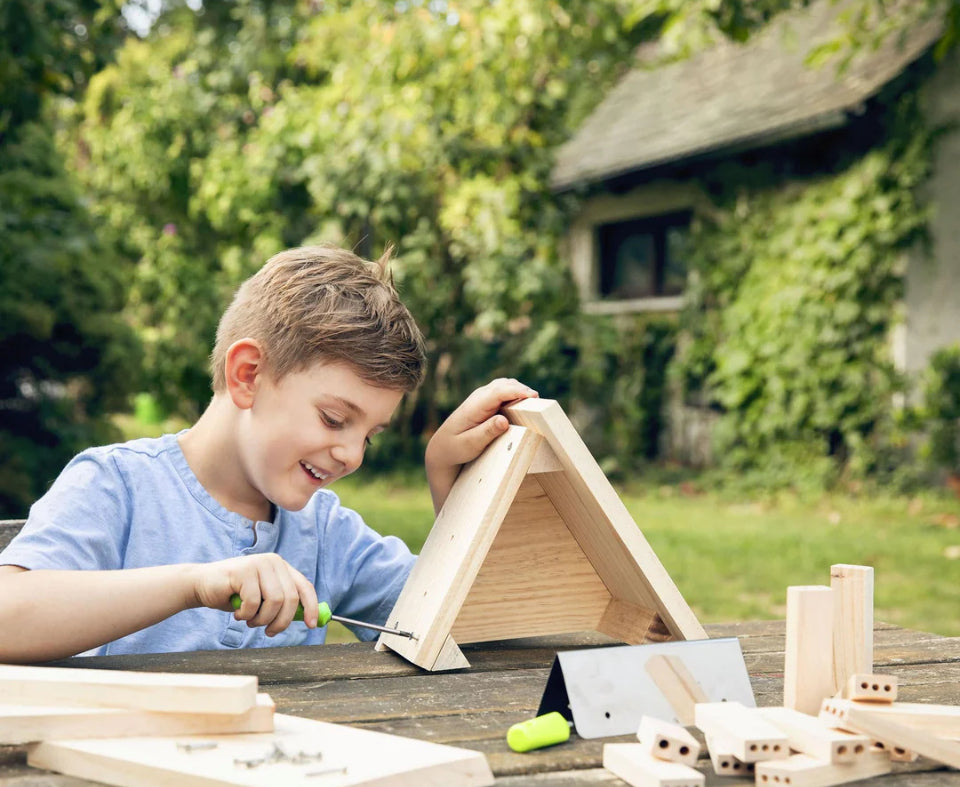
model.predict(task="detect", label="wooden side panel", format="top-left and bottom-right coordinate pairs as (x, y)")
top-left (0, 694), bottom-right (275, 745)
top-left (784, 586), bottom-right (835, 715)
top-left (504, 399), bottom-right (705, 641)
top-left (376, 426), bottom-right (541, 670)
top-left (645, 654), bottom-right (709, 726)
top-left (831, 564), bottom-right (874, 694)
top-left (0, 665), bottom-right (257, 714)
top-left (28, 712), bottom-right (495, 787)
top-left (450, 476), bottom-right (610, 643)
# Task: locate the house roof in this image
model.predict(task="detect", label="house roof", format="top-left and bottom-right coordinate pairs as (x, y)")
top-left (551, 1), bottom-right (943, 190)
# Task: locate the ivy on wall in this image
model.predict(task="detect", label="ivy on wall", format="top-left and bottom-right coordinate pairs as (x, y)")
top-left (670, 88), bottom-right (935, 489)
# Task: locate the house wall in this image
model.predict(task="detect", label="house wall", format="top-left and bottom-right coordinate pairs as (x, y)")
top-left (903, 47), bottom-right (960, 376)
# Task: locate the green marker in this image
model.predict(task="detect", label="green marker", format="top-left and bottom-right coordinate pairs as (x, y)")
top-left (507, 712), bottom-right (573, 753)
top-left (228, 594), bottom-right (415, 639)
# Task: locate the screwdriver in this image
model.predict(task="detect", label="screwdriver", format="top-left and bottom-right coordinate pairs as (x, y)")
top-left (229, 593), bottom-right (415, 639)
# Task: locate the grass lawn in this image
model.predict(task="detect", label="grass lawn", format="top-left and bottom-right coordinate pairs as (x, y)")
top-left (332, 471), bottom-right (960, 639)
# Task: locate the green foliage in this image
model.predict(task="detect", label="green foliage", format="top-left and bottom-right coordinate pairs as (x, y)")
top-left (0, 0), bottom-right (139, 518)
top-left (673, 91), bottom-right (933, 490)
top-left (919, 344), bottom-right (960, 473)
top-left (571, 315), bottom-right (677, 476)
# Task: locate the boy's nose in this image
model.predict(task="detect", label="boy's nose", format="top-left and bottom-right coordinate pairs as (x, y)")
top-left (330, 439), bottom-right (364, 474)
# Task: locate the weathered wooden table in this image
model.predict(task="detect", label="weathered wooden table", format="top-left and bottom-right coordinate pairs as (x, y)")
top-left (1, 620), bottom-right (958, 785)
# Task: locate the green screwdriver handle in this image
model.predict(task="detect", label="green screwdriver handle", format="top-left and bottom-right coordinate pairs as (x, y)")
top-left (229, 593), bottom-right (332, 626)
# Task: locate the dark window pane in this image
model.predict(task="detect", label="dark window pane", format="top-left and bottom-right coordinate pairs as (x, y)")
top-left (663, 224), bottom-right (690, 296)
top-left (597, 211), bottom-right (691, 300)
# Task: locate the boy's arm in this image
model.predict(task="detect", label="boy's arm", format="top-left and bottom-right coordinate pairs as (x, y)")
top-left (0, 553), bottom-right (321, 663)
top-left (424, 378), bottom-right (538, 515)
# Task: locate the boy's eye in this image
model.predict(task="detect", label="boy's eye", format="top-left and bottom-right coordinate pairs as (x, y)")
top-left (320, 412), bottom-right (343, 428)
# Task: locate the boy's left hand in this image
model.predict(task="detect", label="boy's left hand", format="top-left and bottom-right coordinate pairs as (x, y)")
top-left (425, 378), bottom-right (538, 513)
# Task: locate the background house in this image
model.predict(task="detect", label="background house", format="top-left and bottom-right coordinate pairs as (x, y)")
top-left (553, 0), bottom-right (960, 466)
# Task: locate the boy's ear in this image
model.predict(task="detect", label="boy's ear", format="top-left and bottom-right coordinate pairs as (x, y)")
top-left (224, 339), bottom-right (264, 409)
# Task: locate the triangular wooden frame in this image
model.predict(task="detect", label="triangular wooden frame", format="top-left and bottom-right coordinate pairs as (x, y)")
top-left (375, 398), bottom-right (707, 670)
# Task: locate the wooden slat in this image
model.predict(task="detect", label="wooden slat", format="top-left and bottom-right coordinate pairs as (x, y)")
top-left (376, 425), bottom-right (541, 670)
top-left (831, 564), bottom-right (874, 694)
top-left (784, 586), bottom-right (835, 715)
top-left (0, 664), bottom-right (257, 714)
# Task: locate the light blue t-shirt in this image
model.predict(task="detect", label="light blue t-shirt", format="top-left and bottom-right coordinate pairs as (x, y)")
top-left (0, 433), bottom-right (415, 656)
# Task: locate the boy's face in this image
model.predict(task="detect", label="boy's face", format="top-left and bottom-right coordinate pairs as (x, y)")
top-left (240, 361), bottom-right (404, 512)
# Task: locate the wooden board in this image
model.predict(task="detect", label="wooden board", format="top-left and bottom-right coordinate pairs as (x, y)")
top-left (602, 743), bottom-right (704, 787)
top-left (377, 399), bottom-right (705, 671)
top-left (636, 716), bottom-right (700, 767)
top-left (644, 654), bottom-right (708, 726)
top-left (694, 701), bottom-right (789, 763)
top-left (845, 673), bottom-right (897, 702)
top-left (28, 712), bottom-right (494, 787)
top-left (820, 698), bottom-right (960, 738)
top-left (0, 664), bottom-right (257, 714)
top-left (703, 734), bottom-right (754, 777)
top-left (784, 586), bottom-right (835, 715)
top-left (0, 694), bottom-right (274, 744)
top-left (830, 564), bottom-right (873, 694)
top-left (759, 706), bottom-right (870, 764)
top-left (755, 751), bottom-right (891, 787)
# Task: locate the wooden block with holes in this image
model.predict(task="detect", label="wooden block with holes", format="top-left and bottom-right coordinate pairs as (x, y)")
top-left (755, 751), bottom-right (892, 787)
top-left (603, 743), bottom-right (704, 787)
top-left (694, 702), bottom-right (789, 763)
top-left (819, 699), bottom-right (960, 768)
top-left (637, 715), bottom-right (700, 767)
top-left (703, 734), bottom-right (754, 777)
top-left (759, 706), bottom-right (870, 764)
top-left (375, 399), bottom-right (706, 671)
top-left (784, 586), bottom-right (835, 715)
top-left (819, 698), bottom-right (960, 738)
top-left (844, 674), bottom-right (897, 703)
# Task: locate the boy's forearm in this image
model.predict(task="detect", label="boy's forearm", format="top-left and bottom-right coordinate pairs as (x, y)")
top-left (0, 565), bottom-right (202, 663)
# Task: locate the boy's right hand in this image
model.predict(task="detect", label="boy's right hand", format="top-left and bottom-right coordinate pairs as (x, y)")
top-left (191, 553), bottom-right (319, 636)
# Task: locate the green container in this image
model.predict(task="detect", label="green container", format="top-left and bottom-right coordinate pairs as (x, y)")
top-left (506, 712), bottom-right (572, 753)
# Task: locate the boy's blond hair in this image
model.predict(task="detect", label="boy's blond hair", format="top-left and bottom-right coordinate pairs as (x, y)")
top-left (211, 245), bottom-right (425, 393)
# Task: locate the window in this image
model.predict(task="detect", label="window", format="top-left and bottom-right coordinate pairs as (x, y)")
top-left (596, 211), bottom-right (691, 301)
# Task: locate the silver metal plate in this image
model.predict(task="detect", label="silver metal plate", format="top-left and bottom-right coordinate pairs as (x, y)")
top-left (537, 638), bottom-right (755, 739)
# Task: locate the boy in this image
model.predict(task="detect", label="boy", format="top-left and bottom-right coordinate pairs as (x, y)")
top-left (0, 245), bottom-right (536, 663)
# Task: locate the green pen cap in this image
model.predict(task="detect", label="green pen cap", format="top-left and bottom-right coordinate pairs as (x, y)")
top-left (506, 712), bottom-right (572, 753)
top-left (229, 594), bottom-right (332, 627)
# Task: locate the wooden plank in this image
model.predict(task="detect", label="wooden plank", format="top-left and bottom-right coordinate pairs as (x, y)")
top-left (0, 665), bottom-right (257, 714)
top-left (643, 655), bottom-right (708, 726)
top-left (845, 673), bottom-right (897, 702)
top-left (694, 702), bottom-right (789, 763)
top-left (28, 713), bottom-right (494, 787)
top-left (755, 751), bottom-right (891, 787)
top-left (784, 586), bottom-right (835, 715)
top-left (597, 600), bottom-right (665, 645)
top-left (0, 694), bottom-right (274, 744)
top-left (758, 706), bottom-right (870, 764)
top-left (376, 425), bottom-right (541, 670)
top-left (831, 565), bottom-right (874, 694)
top-left (636, 716), bottom-right (700, 767)
top-left (450, 476), bottom-right (611, 643)
top-left (703, 734), bottom-right (755, 777)
top-left (825, 702), bottom-right (960, 768)
top-left (602, 743), bottom-right (704, 787)
top-left (528, 442), bottom-right (563, 474)
top-left (820, 698), bottom-right (960, 738)
top-left (503, 399), bottom-right (706, 642)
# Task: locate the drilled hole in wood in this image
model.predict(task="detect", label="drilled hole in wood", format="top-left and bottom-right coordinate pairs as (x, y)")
top-left (658, 739), bottom-right (669, 749)
top-left (761, 744), bottom-right (769, 751)
top-left (884, 685), bottom-right (892, 691)
top-left (721, 760), bottom-right (730, 769)
top-left (772, 745), bottom-right (780, 752)
top-left (733, 762), bottom-right (741, 770)
top-left (860, 682), bottom-right (869, 689)
top-left (760, 776), bottom-right (768, 783)
top-left (894, 748), bottom-right (906, 756)
top-left (838, 746), bottom-right (847, 755)
top-left (750, 744), bottom-right (758, 752)
top-left (604, 712), bottom-right (610, 719)
top-left (854, 745), bottom-right (864, 754)
top-left (679, 746), bottom-right (689, 755)
top-left (872, 684), bottom-right (879, 691)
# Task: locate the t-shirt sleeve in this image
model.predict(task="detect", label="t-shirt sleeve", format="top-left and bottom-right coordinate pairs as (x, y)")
top-left (318, 495), bottom-right (416, 642)
top-left (0, 450), bottom-right (130, 572)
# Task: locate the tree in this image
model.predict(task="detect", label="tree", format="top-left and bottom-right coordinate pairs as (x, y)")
top-left (0, 0), bottom-right (138, 517)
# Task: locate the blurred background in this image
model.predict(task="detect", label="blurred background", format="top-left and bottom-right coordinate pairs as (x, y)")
top-left (2, 0), bottom-right (959, 633)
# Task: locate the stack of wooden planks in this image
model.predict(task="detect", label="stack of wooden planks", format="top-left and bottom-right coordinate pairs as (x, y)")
top-left (1, 663), bottom-right (494, 786)
top-left (600, 563), bottom-right (960, 786)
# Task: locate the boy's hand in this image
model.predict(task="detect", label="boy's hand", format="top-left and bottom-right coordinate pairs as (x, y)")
top-left (425, 378), bottom-right (538, 513)
top-left (192, 554), bottom-right (319, 637)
